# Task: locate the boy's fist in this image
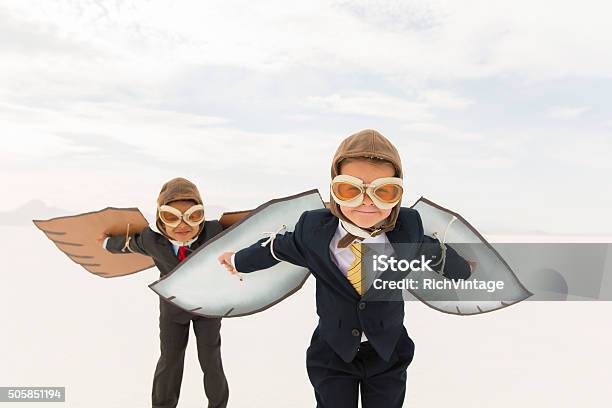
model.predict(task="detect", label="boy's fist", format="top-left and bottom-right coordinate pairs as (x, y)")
top-left (218, 252), bottom-right (237, 274)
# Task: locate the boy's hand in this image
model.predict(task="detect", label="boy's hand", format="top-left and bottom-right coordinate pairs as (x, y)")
top-left (218, 252), bottom-right (237, 274)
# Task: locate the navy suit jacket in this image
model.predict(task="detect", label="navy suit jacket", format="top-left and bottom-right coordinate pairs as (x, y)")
top-left (235, 208), bottom-right (470, 363)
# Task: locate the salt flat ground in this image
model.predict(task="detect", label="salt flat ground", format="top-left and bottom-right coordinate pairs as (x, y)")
top-left (1, 225), bottom-right (610, 408)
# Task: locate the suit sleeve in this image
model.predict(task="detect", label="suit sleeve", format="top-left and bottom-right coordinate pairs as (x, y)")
top-left (234, 211), bottom-right (309, 273)
top-left (104, 227), bottom-right (156, 257)
top-left (415, 211), bottom-right (471, 281)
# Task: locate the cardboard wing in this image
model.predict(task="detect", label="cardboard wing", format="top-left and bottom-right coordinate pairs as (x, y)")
top-left (33, 207), bottom-right (155, 278)
top-left (218, 210), bottom-right (251, 228)
top-left (404, 197), bottom-right (532, 315)
top-left (150, 190), bottom-right (325, 317)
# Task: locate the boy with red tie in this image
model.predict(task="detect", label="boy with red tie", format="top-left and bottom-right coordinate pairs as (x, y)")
top-left (102, 177), bottom-right (229, 408)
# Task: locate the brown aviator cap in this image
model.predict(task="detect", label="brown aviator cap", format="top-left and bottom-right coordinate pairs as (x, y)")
top-left (155, 177), bottom-right (205, 239)
top-left (330, 129), bottom-right (403, 246)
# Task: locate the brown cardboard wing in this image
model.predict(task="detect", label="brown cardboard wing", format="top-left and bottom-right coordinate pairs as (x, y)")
top-left (219, 210), bottom-right (251, 228)
top-left (33, 207), bottom-right (155, 278)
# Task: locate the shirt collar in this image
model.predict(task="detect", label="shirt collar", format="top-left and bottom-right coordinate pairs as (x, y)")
top-left (331, 222), bottom-right (387, 250)
top-left (169, 237), bottom-right (197, 255)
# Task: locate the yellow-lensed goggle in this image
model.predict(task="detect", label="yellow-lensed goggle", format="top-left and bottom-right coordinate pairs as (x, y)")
top-left (330, 175), bottom-right (403, 209)
top-left (158, 204), bottom-right (205, 228)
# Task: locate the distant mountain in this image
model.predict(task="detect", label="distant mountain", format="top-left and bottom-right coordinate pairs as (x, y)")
top-left (1, 199), bottom-right (69, 226)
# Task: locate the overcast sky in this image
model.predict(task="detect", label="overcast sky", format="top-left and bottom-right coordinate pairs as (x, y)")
top-left (1, 0), bottom-right (611, 234)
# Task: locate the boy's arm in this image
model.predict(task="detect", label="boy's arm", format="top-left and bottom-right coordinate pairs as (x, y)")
top-left (415, 212), bottom-right (472, 281)
top-left (233, 211), bottom-right (309, 273)
top-left (104, 227), bottom-right (155, 257)
top-left (420, 235), bottom-right (472, 280)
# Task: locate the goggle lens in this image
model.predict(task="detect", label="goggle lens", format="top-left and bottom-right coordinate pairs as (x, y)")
top-left (187, 209), bottom-right (204, 223)
top-left (332, 182), bottom-right (362, 200)
top-left (160, 211), bottom-right (180, 224)
top-left (373, 184), bottom-right (403, 203)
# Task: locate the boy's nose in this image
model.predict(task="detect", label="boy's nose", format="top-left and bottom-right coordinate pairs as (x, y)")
top-left (362, 193), bottom-right (374, 205)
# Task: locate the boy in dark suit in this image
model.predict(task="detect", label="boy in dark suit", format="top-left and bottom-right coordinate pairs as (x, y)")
top-left (102, 177), bottom-right (229, 408)
top-left (218, 130), bottom-right (471, 408)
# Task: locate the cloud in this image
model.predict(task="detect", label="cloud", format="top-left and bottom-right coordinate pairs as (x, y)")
top-left (305, 88), bottom-right (472, 123)
top-left (401, 122), bottom-right (482, 141)
top-left (547, 105), bottom-right (591, 120)
top-left (336, 0), bottom-right (443, 32)
top-left (419, 89), bottom-right (473, 110)
top-left (0, 101), bottom-right (226, 169)
top-left (1, 0), bottom-right (612, 235)
top-left (3, 0), bottom-right (612, 90)
top-left (306, 92), bottom-right (433, 121)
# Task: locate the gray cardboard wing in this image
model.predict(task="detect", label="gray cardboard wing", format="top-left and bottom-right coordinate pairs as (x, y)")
top-left (33, 207), bottom-right (155, 278)
top-left (405, 197), bottom-right (532, 315)
top-left (149, 190), bottom-right (325, 317)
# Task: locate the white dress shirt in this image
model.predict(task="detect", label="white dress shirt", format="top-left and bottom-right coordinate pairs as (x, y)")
top-left (329, 223), bottom-right (394, 342)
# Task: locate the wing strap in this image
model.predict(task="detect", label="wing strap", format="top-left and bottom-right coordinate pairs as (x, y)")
top-left (121, 223), bottom-right (135, 253)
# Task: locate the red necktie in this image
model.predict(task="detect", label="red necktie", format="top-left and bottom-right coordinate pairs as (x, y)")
top-left (178, 246), bottom-right (188, 262)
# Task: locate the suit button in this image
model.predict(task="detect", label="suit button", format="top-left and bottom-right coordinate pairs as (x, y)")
top-left (358, 302), bottom-right (366, 311)
top-left (351, 329), bottom-right (360, 337)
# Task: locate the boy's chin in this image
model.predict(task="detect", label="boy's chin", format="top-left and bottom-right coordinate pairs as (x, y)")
top-left (169, 232), bottom-right (197, 242)
top-left (348, 215), bottom-right (385, 229)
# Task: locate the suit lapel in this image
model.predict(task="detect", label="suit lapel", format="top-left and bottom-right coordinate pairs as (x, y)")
top-left (313, 215), bottom-right (361, 299)
top-left (385, 215), bottom-right (422, 258)
top-left (161, 238), bottom-right (178, 262)
top-left (384, 216), bottom-right (403, 250)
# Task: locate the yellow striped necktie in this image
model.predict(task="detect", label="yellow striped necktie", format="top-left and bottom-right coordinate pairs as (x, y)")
top-left (347, 242), bottom-right (365, 295)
